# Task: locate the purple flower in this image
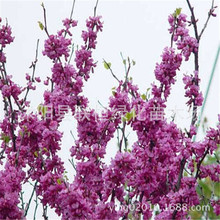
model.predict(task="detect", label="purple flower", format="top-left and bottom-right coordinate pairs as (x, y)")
top-left (0, 19), bottom-right (14, 47)
top-left (43, 35), bottom-right (71, 61)
top-left (183, 70), bottom-right (203, 107)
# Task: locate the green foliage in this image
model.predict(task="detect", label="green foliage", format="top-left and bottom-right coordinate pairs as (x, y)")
top-left (141, 88), bottom-right (151, 101)
top-left (103, 61), bottom-right (111, 70)
top-left (37, 104), bottom-right (48, 118)
top-left (1, 133), bottom-right (10, 144)
top-left (132, 60), bottom-right (136, 66)
top-left (111, 87), bottom-right (116, 96)
top-left (38, 21), bottom-right (44, 30)
top-left (123, 109), bottom-right (136, 122)
top-left (173, 8), bottom-right (182, 18)
top-left (57, 178), bottom-right (62, 185)
top-left (141, 94), bottom-right (147, 100)
top-left (34, 151), bottom-right (38, 158)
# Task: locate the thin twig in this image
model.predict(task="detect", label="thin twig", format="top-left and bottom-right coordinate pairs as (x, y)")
top-left (119, 122), bottom-right (126, 152)
top-left (171, 158), bottom-right (186, 220)
top-left (123, 57), bottom-right (131, 90)
top-left (94, 0), bottom-right (99, 17)
top-left (70, 130), bottom-right (76, 141)
top-left (24, 181), bottom-right (38, 216)
top-left (195, 147), bottom-right (210, 179)
top-left (68, 158), bottom-right (76, 171)
top-left (186, 0), bottom-right (199, 40)
top-left (33, 194), bottom-right (38, 220)
top-left (23, 39), bottom-right (40, 106)
top-left (199, 0), bottom-right (215, 41)
top-left (120, 52), bottom-right (127, 74)
top-left (98, 100), bottom-right (107, 110)
top-left (19, 191), bottom-right (25, 210)
top-left (42, 204), bottom-right (48, 220)
top-left (68, 43), bottom-right (75, 64)
top-left (175, 158), bottom-right (186, 191)
top-left (41, 3), bottom-right (50, 37)
top-left (103, 59), bottom-right (120, 83)
top-left (69, 0), bottom-right (76, 20)
top-left (97, 119), bottom-right (112, 146)
top-left (171, 18), bottom-right (178, 48)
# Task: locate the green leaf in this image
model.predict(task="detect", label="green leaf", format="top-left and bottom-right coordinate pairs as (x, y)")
top-left (124, 181), bottom-right (128, 189)
top-left (132, 60), bottom-right (136, 66)
top-left (123, 59), bottom-right (126, 65)
top-left (64, 175), bottom-right (69, 181)
top-left (57, 178), bottom-right (62, 185)
top-left (34, 151), bottom-right (38, 158)
top-left (176, 8), bottom-right (182, 15)
top-left (37, 105), bottom-right (42, 112)
top-left (173, 8), bottom-right (182, 18)
top-left (4, 136), bottom-right (10, 143)
top-left (112, 91), bottom-right (116, 96)
top-left (38, 104), bottom-right (48, 117)
top-left (125, 112), bottom-right (132, 121)
top-left (183, 171), bottom-right (189, 177)
top-left (104, 61), bottom-right (111, 70)
top-left (189, 209), bottom-right (203, 219)
top-left (1, 134), bottom-right (10, 144)
top-left (214, 182), bottom-right (220, 196)
top-left (125, 109), bottom-right (136, 121)
top-left (198, 178), bottom-right (212, 199)
top-left (111, 87), bottom-right (116, 96)
top-left (141, 94), bottom-right (147, 100)
top-left (38, 21), bottom-right (44, 30)
top-left (128, 212), bottom-right (133, 219)
top-left (19, 131), bottom-right (23, 137)
top-left (23, 125), bottom-right (28, 132)
top-left (43, 147), bottom-right (48, 152)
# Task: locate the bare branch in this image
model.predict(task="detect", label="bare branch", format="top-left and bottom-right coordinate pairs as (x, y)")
top-left (41, 3), bottom-right (50, 37)
top-left (199, 0), bottom-right (215, 40)
top-left (94, 0), bottom-right (99, 17)
top-left (69, 0), bottom-right (76, 20)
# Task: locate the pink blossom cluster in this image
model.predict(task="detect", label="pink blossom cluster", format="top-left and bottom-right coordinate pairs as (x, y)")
top-left (59, 18), bottom-right (78, 36)
top-left (43, 35), bottom-right (71, 61)
top-left (0, 18), bottom-right (14, 48)
top-left (153, 47), bottom-right (182, 100)
top-left (0, 19), bottom-right (14, 64)
top-left (168, 13), bottom-right (198, 61)
top-left (76, 16), bottom-right (103, 80)
top-left (183, 70), bottom-right (203, 107)
top-left (0, 163), bottom-right (25, 219)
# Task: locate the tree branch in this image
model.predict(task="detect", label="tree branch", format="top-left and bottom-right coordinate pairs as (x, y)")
top-left (199, 0), bottom-right (215, 41)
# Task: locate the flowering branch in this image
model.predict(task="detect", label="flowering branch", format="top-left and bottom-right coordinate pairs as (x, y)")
top-left (0, 1), bottom-right (219, 219)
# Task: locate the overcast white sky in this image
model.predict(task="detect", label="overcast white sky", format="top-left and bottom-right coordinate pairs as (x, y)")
top-left (0, 0), bottom-right (219, 219)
